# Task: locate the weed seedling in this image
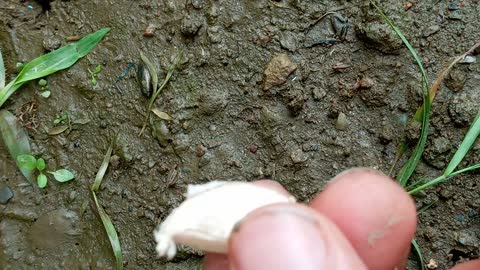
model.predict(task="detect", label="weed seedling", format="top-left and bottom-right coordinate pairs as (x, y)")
top-left (16, 154), bottom-right (74, 188)
top-left (138, 51), bottom-right (182, 136)
top-left (372, 1), bottom-right (480, 268)
top-left (38, 79), bottom-right (51, 98)
top-left (88, 64), bottom-right (102, 86)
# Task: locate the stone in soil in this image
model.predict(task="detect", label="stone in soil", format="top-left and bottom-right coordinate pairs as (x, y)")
top-left (0, 185), bottom-right (13, 205)
top-left (263, 54), bottom-right (297, 91)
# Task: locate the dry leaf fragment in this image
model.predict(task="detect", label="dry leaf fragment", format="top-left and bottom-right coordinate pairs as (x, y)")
top-left (48, 125), bottom-right (69, 135)
top-left (154, 181), bottom-right (296, 259)
top-left (152, 108), bottom-right (173, 121)
top-left (263, 54), bottom-right (297, 90)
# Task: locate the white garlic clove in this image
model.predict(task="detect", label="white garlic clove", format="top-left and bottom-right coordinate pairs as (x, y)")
top-left (154, 181), bottom-right (296, 259)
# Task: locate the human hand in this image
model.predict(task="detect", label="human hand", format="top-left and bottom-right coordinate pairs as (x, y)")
top-left (203, 168), bottom-right (480, 270)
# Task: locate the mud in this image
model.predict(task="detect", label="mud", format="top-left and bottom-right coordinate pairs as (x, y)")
top-left (0, 1), bottom-right (479, 269)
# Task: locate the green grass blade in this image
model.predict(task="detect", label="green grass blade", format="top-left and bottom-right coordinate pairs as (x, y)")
top-left (15, 28), bottom-right (110, 84)
top-left (0, 109), bottom-right (34, 183)
top-left (91, 136), bottom-right (122, 269)
top-left (91, 191), bottom-right (123, 270)
top-left (411, 239), bottom-right (425, 270)
top-left (92, 138), bottom-right (115, 192)
top-left (398, 99), bottom-right (431, 186)
top-left (444, 111), bottom-right (480, 176)
top-left (370, 1), bottom-right (431, 186)
top-left (0, 48), bottom-right (5, 89)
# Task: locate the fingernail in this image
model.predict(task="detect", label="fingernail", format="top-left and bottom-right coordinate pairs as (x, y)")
top-left (329, 167), bottom-right (389, 183)
top-left (230, 205), bottom-right (327, 270)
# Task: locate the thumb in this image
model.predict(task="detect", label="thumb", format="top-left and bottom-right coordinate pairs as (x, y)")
top-left (228, 203), bottom-right (367, 270)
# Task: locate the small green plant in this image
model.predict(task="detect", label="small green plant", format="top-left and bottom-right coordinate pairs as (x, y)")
top-left (38, 79), bottom-right (51, 98)
top-left (138, 51), bottom-right (182, 136)
top-left (88, 64), bottom-right (102, 86)
top-left (16, 154), bottom-right (75, 188)
top-left (53, 112), bottom-right (69, 125)
top-left (371, 2), bottom-right (480, 269)
top-left (0, 27), bottom-right (110, 108)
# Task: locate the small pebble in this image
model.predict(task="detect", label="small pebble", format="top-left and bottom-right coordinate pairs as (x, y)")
top-left (290, 149), bottom-right (308, 164)
top-left (196, 144), bottom-right (207, 157)
top-left (335, 112), bottom-right (348, 131)
top-left (144, 24), bottom-right (156, 37)
top-left (0, 186), bottom-right (14, 205)
top-left (422, 25), bottom-right (440, 38)
top-left (248, 146), bottom-right (258, 153)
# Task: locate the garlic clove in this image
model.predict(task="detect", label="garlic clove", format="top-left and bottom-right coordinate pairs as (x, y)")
top-left (154, 181), bottom-right (295, 259)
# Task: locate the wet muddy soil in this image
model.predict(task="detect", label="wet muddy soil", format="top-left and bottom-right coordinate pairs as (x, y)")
top-left (0, 0), bottom-right (479, 269)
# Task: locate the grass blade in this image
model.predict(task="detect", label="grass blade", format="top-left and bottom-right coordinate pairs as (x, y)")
top-left (0, 28), bottom-right (110, 108)
top-left (0, 48), bottom-right (5, 89)
top-left (370, 1), bottom-right (431, 186)
top-left (444, 111), bottom-right (480, 176)
top-left (90, 137), bottom-right (122, 269)
top-left (413, 41), bottom-right (480, 120)
top-left (0, 109), bottom-right (34, 183)
top-left (412, 239), bottom-right (425, 270)
top-left (92, 138), bottom-right (115, 192)
top-left (91, 192), bottom-right (123, 270)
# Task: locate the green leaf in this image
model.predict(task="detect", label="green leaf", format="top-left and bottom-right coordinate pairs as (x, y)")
top-left (40, 90), bottom-right (51, 98)
top-left (370, 1), bottom-right (431, 187)
top-left (91, 191), bottom-right (123, 270)
top-left (15, 28), bottom-right (110, 84)
top-left (92, 137), bottom-right (115, 192)
top-left (0, 28), bottom-right (110, 108)
top-left (444, 111), bottom-right (480, 176)
top-left (95, 65), bottom-right (102, 73)
top-left (17, 154), bottom-right (37, 170)
top-left (411, 239), bottom-right (425, 270)
top-left (36, 158), bottom-right (46, 171)
top-left (0, 48), bottom-right (5, 89)
top-left (37, 174), bottom-right (47, 188)
top-left (49, 169), bottom-right (75, 182)
top-left (0, 110), bottom-right (34, 183)
top-left (90, 135), bottom-right (122, 270)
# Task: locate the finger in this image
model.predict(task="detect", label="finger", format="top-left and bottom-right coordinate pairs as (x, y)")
top-left (229, 203), bottom-right (368, 270)
top-left (451, 260), bottom-right (480, 270)
top-left (203, 180), bottom-right (290, 270)
top-left (310, 168), bottom-right (417, 270)
top-left (204, 253), bottom-right (229, 270)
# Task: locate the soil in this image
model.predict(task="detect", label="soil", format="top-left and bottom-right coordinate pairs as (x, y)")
top-left (0, 0), bottom-right (479, 269)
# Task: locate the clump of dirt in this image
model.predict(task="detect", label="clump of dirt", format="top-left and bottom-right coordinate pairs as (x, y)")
top-left (0, 1), bottom-right (479, 269)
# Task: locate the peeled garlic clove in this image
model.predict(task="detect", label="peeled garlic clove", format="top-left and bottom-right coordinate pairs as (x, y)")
top-left (154, 181), bottom-right (296, 259)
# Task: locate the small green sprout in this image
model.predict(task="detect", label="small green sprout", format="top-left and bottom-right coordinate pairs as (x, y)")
top-left (15, 62), bottom-right (25, 71)
top-left (37, 79), bottom-right (51, 98)
top-left (88, 65), bottom-right (102, 86)
top-left (16, 154), bottom-right (75, 188)
top-left (53, 113), bottom-right (69, 125)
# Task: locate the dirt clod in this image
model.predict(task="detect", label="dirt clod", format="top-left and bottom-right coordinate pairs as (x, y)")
top-left (263, 54), bottom-right (297, 91)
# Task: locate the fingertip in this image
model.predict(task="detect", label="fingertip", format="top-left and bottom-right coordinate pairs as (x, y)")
top-left (203, 253), bottom-right (230, 270)
top-left (310, 168), bottom-right (417, 270)
top-left (451, 260), bottom-right (480, 270)
top-left (229, 203), bottom-right (367, 270)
